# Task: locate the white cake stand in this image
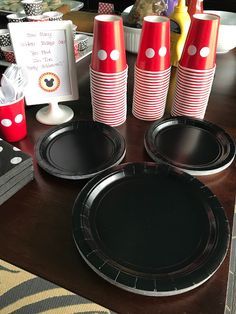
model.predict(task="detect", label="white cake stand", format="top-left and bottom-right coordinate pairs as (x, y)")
top-left (36, 100), bottom-right (74, 125)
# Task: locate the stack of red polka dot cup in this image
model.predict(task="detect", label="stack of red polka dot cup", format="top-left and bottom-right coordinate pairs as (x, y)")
top-left (171, 13), bottom-right (220, 119)
top-left (132, 16), bottom-right (171, 121)
top-left (90, 15), bottom-right (128, 127)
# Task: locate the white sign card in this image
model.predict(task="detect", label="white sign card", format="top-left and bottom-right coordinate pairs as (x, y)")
top-left (8, 21), bottom-right (78, 106)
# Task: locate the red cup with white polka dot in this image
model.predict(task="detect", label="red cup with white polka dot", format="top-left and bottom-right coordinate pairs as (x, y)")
top-left (179, 13), bottom-right (220, 70)
top-left (91, 14), bottom-right (127, 73)
top-left (136, 16), bottom-right (170, 72)
top-left (0, 96), bottom-right (27, 142)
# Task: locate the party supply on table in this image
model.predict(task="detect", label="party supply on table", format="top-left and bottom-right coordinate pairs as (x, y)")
top-left (179, 12), bottom-right (219, 70)
top-left (35, 120), bottom-right (126, 180)
top-left (42, 10), bottom-right (63, 20)
top-left (75, 34), bottom-right (89, 51)
top-left (0, 64), bottom-right (28, 102)
top-left (0, 65), bottom-right (29, 142)
top-left (98, 2), bottom-right (114, 14)
top-left (72, 162), bottom-right (230, 296)
top-left (136, 16), bottom-right (171, 72)
top-left (169, 0), bottom-right (191, 67)
top-left (132, 66), bottom-right (171, 121)
top-left (6, 12), bottom-right (27, 22)
top-left (187, 0), bottom-right (203, 17)
top-left (171, 64), bottom-right (216, 118)
top-left (0, 139), bottom-right (33, 205)
top-left (90, 66), bottom-right (128, 127)
top-left (0, 29), bottom-right (11, 47)
top-left (171, 13), bottom-right (219, 119)
top-left (132, 15), bottom-right (171, 121)
top-left (90, 14), bottom-right (128, 127)
top-left (27, 14), bottom-right (49, 21)
top-left (144, 116), bottom-right (236, 176)
top-left (9, 21), bottom-right (78, 125)
top-left (21, 0), bottom-right (43, 16)
top-left (224, 198), bottom-right (236, 314)
top-left (0, 95), bottom-right (27, 142)
top-left (1, 46), bottom-right (15, 63)
top-left (91, 14), bottom-right (127, 73)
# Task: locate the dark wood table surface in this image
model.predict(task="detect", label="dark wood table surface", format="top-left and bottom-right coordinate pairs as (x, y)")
top-left (0, 49), bottom-right (235, 314)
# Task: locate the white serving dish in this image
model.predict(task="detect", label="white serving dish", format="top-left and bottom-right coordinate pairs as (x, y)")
top-left (204, 10), bottom-right (236, 54)
top-left (123, 25), bottom-right (142, 54)
top-left (122, 5), bottom-right (142, 54)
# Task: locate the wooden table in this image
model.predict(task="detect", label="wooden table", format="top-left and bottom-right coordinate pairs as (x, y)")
top-left (0, 49), bottom-right (235, 314)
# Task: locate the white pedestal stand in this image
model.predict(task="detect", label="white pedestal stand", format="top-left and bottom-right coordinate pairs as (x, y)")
top-left (36, 100), bottom-right (74, 125)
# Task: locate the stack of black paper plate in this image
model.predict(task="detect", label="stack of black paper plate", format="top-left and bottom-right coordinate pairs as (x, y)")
top-left (144, 116), bottom-right (236, 176)
top-left (72, 162), bottom-right (230, 296)
top-left (0, 139), bottom-right (34, 205)
top-left (35, 121), bottom-right (126, 180)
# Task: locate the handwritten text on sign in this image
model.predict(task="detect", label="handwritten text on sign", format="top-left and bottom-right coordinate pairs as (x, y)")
top-left (9, 21), bottom-right (78, 105)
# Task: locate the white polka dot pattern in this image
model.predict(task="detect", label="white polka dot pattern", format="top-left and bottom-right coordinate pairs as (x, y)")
top-left (158, 47), bottom-right (167, 57)
top-left (0, 139), bottom-right (33, 191)
top-left (0, 33), bottom-right (11, 47)
top-left (145, 48), bottom-right (155, 59)
top-left (188, 45), bottom-right (197, 56)
top-left (1, 119), bottom-right (12, 127)
top-left (15, 114), bottom-right (23, 124)
top-left (200, 47), bottom-right (210, 57)
top-left (22, 2), bottom-right (43, 16)
top-left (110, 50), bottom-right (120, 61)
top-left (97, 50), bottom-right (107, 61)
top-left (10, 157), bottom-right (22, 164)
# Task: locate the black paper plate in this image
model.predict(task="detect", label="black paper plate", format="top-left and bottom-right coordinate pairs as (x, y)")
top-left (144, 116), bottom-right (235, 176)
top-left (72, 162), bottom-right (230, 296)
top-left (35, 121), bottom-right (126, 179)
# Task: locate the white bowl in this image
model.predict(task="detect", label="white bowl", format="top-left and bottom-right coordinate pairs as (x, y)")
top-left (204, 10), bottom-right (236, 54)
top-left (122, 5), bottom-right (142, 54)
top-left (123, 25), bottom-right (142, 54)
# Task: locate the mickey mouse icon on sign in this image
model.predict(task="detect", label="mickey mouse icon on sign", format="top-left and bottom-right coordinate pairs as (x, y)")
top-left (39, 72), bottom-right (60, 92)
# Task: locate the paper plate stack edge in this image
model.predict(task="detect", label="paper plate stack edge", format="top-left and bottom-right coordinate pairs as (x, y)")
top-left (0, 139), bottom-right (34, 205)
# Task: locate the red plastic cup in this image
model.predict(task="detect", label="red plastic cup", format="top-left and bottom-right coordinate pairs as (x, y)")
top-left (179, 13), bottom-right (220, 70)
top-left (91, 14), bottom-right (127, 73)
top-left (188, 0), bottom-right (203, 17)
top-left (0, 96), bottom-right (27, 142)
top-left (136, 15), bottom-right (170, 72)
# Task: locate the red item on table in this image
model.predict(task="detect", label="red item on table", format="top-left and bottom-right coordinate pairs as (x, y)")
top-left (187, 0), bottom-right (203, 17)
top-left (179, 13), bottom-right (220, 70)
top-left (136, 16), bottom-right (170, 72)
top-left (91, 14), bottom-right (126, 73)
top-left (0, 96), bottom-right (27, 142)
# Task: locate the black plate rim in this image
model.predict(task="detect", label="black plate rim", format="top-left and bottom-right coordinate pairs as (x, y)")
top-left (35, 120), bottom-right (126, 180)
top-left (144, 116), bottom-right (236, 176)
top-left (72, 162), bottom-right (230, 296)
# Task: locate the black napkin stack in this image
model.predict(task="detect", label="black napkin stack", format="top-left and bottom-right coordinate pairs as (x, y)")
top-left (0, 139), bottom-right (34, 205)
